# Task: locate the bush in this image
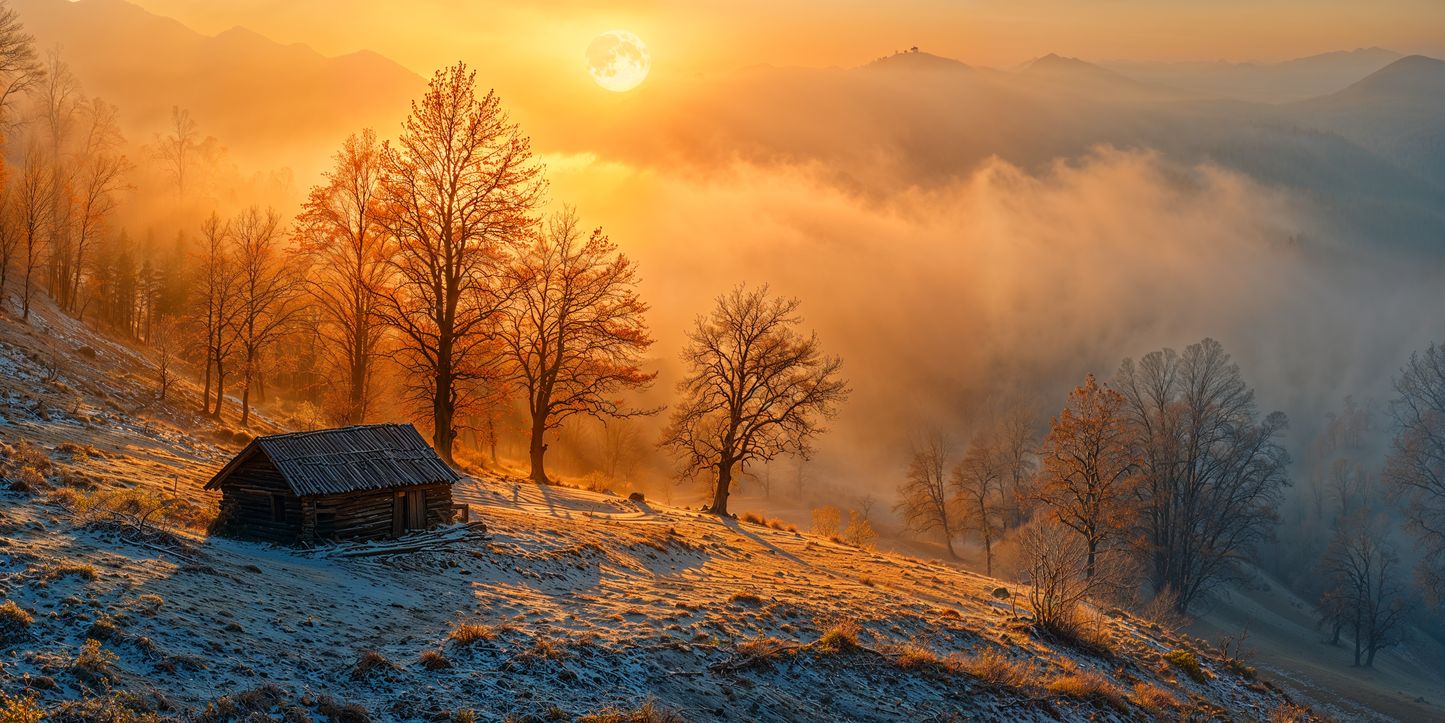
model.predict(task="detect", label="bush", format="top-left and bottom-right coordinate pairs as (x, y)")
top-left (842, 510), bottom-right (877, 548)
top-left (732, 636), bottom-right (791, 669)
top-left (811, 506), bottom-right (840, 537)
top-left (739, 511), bottom-right (766, 526)
top-left (0, 600), bottom-right (33, 644)
top-left (0, 691), bottom-right (42, 723)
top-left (71, 639), bottom-right (118, 687)
top-left (581, 471), bottom-right (615, 493)
top-left (86, 616), bottom-right (120, 642)
top-left (816, 617), bottom-right (860, 654)
top-left (883, 642), bottom-right (942, 671)
top-left (137, 595), bottom-right (164, 615)
top-left (1165, 650), bottom-right (1209, 683)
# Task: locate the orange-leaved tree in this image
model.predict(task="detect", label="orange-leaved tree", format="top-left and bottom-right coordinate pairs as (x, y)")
top-left (295, 129), bottom-right (391, 425)
top-left (1038, 373), bottom-right (1136, 579)
top-left (499, 207), bottom-right (658, 484)
top-left (374, 62), bottom-right (545, 465)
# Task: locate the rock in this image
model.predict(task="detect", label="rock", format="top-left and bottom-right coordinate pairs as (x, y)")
top-left (77, 346), bottom-right (96, 359)
top-left (628, 492), bottom-right (645, 502)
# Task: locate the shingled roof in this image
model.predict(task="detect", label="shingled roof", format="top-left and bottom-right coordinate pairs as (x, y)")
top-left (203, 423), bottom-right (461, 497)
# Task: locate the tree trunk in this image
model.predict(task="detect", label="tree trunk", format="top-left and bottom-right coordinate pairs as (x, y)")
top-left (201, 354), bottom-right (213, 414)
top-left (350, 341), bottom-right (367, 424)
top-left (1086, 538), bottom-right (1098, 580)
top-left (528, 410), bottom-right (549, 484)
top-left (711, 460), bottom-right (734, 516)
top-left (213, 361), bottom-right (227, 422)
top-left (433, 362), bottom-right (454, 466)
top-left (240, 375), bottom-right (251, 428)
top-left (942, 531), bottom-right (959, 561)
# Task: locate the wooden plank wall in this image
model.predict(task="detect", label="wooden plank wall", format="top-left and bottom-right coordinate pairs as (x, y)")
top-left (303, 483), bottom-right (455, 542)
top-left (216, 455), bottom-right (304, 543)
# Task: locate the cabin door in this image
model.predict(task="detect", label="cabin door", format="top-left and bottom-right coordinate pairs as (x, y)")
top-left (406, 490), bottom-right (427, 530)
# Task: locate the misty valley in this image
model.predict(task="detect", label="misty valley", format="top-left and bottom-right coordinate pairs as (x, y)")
top-left (1, 0), bottom-right (1445, 721)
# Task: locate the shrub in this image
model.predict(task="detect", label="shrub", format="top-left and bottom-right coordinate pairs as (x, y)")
top-left (581, 471), bottom-right (615, 493)
top-left (767, 518), bottom-right (786, 530)
top-left (87, 616), bottom-right (120, 642)
top-left (842, 510), bottom-right (877, 548)
top-left (728, 592), bottom-right (763, 607)
top-left (1048, 668), bottom-right (1128, 713)
top-left (71, 639), bottom-right (118, 687)
top-left (350, 650), bottom-right (394, 680)
top-left (137, 595), bottom-right (164, 615)
top-left (0, 600), bottom-right (34, 644)
top-left (884, 642), bottom-right (942, 671)
top-left (447, 623), bottom-right (495, 647)
top-left (316, 696), bottom-right (371, 723)
top-left (1266, 703), bottom-right (1313, 723)
top-left (739, 511), bottom-right (766, 526)
top-left (1165, 649), bottom-right (1209, 683)
top-left (42, 562), bottom-right (98, 582)
top-left (732, 636), bottom-right (791, 669)
top-left (420, 649), bottom-right (452, 670)
top-left (513, 636), bottom-right (571, 665)
top-left (0, 691), bottom-right (42, 723)
top-left (811, 506), bottom-right (840, 537)
top-left (816, 618), bottom-right (860, 654)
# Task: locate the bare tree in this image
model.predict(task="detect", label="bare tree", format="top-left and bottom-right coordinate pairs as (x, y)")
top-left (0, 190), bottom-right (18, 308)
top-left (152, 106), bottom-right (198, 199)
top-left (374, 62), bottom-right (544, 465)
top-left (68, 97), bottom-right (131, 317)
top-left (232, 206), bottom-right (300, 427)
top-left (294, 129), bottom-right (390, 425)
top-left (501, 207), bottom-right (657, 484)
top-left (1383, 342), bottom-right (1445, 605)
top-left (1038, 373), bottom-right (1136, 580)
top-left (1114, 338), bottom-right (1291, 614)
top-left (895, 429), bottom-right (961, 559)
top-left (0, 1), bottom-right (41, 126)
top-left (1317, 510), bottom-right (1416, 667)
top-left (152, 314), bottom-right (179, 401)
top-left (855, 493), bottom-right (876, 520)
top-left (15, 136), bottom-right (47, 321)
top-left (995, 400), bottom-right (1041, 529)
top-left (658, 284), bottom-right (849, 516)
top-left (596, 416), bottom-right (646, 484)
top-left (192, 212), bottom-right (242, 420)
top-left (953, 433), bottom-right (1004, 575)
top-left (1020, 519), bottom-right (1135, 639)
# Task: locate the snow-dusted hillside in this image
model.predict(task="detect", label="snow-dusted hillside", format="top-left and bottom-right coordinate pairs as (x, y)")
top-left (0, 297), bottom-right (1327, 722)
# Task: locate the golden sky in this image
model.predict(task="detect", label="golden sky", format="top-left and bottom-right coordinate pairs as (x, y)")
top-left (129, 0), bottom-right (1445, 77)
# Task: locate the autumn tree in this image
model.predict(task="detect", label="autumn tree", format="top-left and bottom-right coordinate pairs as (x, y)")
top-left (232, 206), bottom-right (300, 427)
top-left (0, 1), bottom-right (41, 124)
top-left (1317, 510), bottom-right (1416, 667)
top-left (1382, 342), bottom-right (1445, 605)
top-left (896, 429), bottom-right (962, 559)
top-left (374, 62), bottom-right (544, 465)
top-left (1113, 338), bottom-right (1291, 614)
top-left (294, 130), bottom-right (390, 424)
top-left (193, 212), bottom-right (242, 419)
top-left (953, 433), bottom-right (1005, 575)
top-left (0, 191), bottom-right (18, 307)
top-left (659, 284), bottom-right (849, 516)
top-left (1038, 374), bottom-right (1136, 580)
top-left (152, 314), bottom-right (179, 401)
top-left (500, 208), bottom-right (657, 483)
top-left (69, 97), bottom-right (132, 317)
top-left (14, 136), bottom-right (47, 321)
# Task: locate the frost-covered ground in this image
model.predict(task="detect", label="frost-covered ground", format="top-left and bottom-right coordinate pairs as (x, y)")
top-left (1, 474), bottom-right (1313, 722)
top-left (0, 296), bottom-right (1331, 722)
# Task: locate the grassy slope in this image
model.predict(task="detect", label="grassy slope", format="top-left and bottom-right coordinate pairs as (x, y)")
top-left (0, 297), bottom-right (1325, 722)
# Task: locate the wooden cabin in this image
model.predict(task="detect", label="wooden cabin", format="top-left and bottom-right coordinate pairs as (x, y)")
top-left (204, 423), bottom-right (463, 544)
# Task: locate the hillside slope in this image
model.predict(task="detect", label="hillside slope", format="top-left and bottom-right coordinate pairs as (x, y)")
top-left (0, 302), bottom-right (1329, 721)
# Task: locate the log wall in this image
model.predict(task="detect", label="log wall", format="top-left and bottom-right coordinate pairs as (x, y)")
top-left (215, 455), bottom-right (304, 543)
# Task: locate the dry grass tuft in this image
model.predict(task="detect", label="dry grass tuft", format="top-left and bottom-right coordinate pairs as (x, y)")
top-left (575, 699), bottom-right (684, 723)
top-left (350, 650), bottom-right (394, 680)
top-left (137, 595), bottom-right (164, 615)
top-left (1265, 702), bottom-right (1314, 723)
top-left (883, 642), bottom-right (943, 671)
top-left (0, 600), bottom-right (33, 644)
top-left (1047, 667), bottom-right (1128, 712)
top-left (947, 649), bottom-right (1034, 690)
top-left (514, 635), bottom-right (572, 665)
top-left (420, 649), bottom-right (452, 670)
top-left (728, 591), bottom-right (764, 607)
top-left (447, 622), bottom-right (496, 647)
top-left (1130, 682), bottom-right (1178, 713)
top-left (816, 617), bottom-right (861, 654)
top-left (739, 511), bottom-right (766, 526)
top-left (316, 695), bottom-right (371, 723)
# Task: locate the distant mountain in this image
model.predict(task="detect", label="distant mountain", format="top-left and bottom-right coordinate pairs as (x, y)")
top-left (12, 0), bottom-right (425, 180)
top-left (1290, 55), bottom-right (1445, 188)
top-left (864, 50), bottom-right (973, 73)
top-left (1099, 47), bottom-right (1403, 103)
top-left (1016, 53), bottom-right (1198, 100)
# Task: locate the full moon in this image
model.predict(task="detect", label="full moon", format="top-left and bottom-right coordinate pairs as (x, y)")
top-left (585, 30), bottom-right (650, 92)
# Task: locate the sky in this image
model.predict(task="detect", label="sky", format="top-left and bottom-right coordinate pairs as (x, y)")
top-left (128, 0), bottom-right (1445, 79)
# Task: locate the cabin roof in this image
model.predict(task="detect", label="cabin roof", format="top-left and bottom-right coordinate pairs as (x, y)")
top-left (203, 423), bottom-right (461, 497)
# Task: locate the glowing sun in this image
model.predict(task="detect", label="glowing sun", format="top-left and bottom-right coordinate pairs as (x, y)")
top-left (586, 30), bottom-right (650, 92)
